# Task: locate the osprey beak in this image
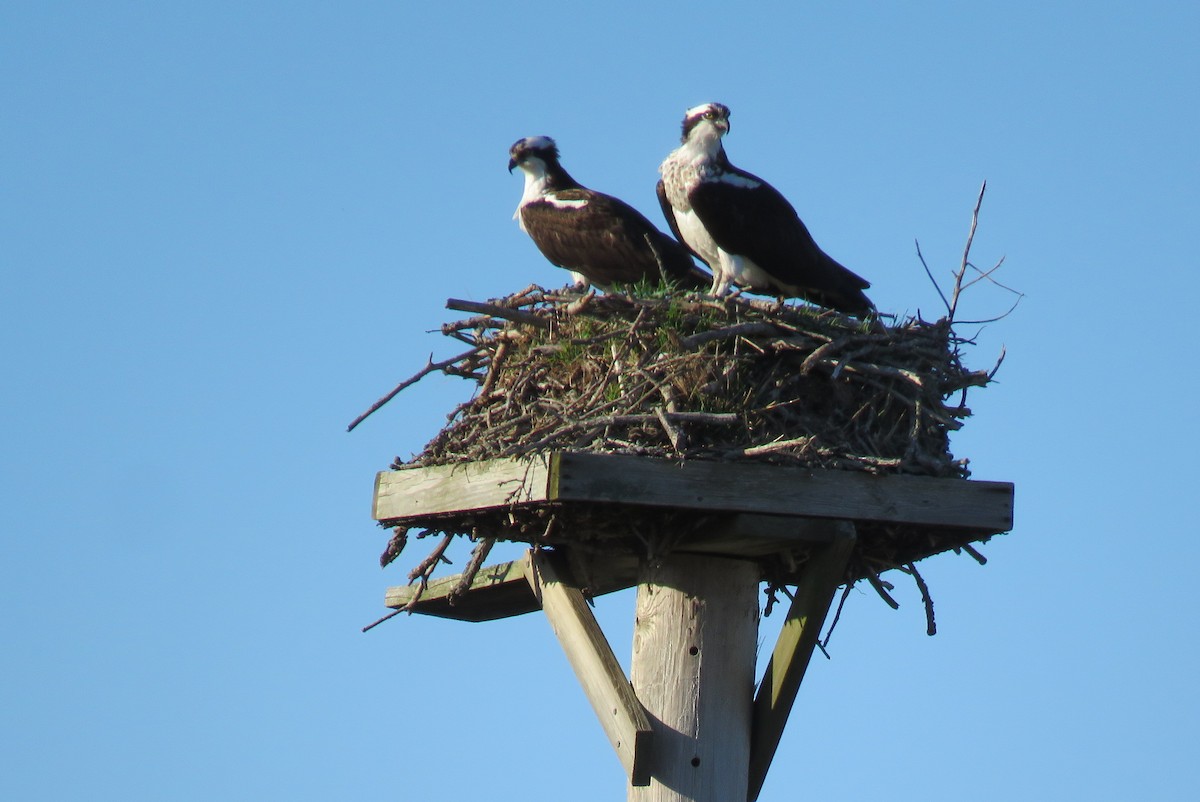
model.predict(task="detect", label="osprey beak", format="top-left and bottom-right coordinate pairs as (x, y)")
top-left (507, 157), bottom-right (518, 173)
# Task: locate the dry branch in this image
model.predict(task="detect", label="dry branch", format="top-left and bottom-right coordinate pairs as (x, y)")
top-left (348, 347), bottom-right (483, 432)
top-left (446, 298), bottom-right (552, 329)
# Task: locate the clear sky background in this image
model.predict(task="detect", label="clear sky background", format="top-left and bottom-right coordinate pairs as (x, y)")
top-left (3, 2), bottom-right (1197, 800)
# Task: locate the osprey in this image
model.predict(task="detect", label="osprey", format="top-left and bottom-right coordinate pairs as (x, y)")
top-left (509, 136), bottom-right (708, 291)
top-left (657, 103), bottom-right (874, 315)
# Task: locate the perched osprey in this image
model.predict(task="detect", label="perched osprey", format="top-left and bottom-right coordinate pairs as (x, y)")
top-left (509, 136), bottom-right (708, 291)
top-left (657, 103), bottom-right (874, 315)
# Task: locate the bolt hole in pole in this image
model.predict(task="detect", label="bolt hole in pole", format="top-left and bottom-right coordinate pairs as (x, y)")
top-left (630, 554), bottom-right (758, 801)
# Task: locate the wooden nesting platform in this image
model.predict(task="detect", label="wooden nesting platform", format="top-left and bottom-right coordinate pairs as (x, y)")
top-left (374, 451), bottom-right (1014, 621)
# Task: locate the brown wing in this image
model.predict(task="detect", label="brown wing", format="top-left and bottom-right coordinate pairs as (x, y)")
top-left (522, 189), bottom-right (708, 289)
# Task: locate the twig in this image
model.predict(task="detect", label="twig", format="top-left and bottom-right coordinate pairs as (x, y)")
top-left (662, 411), bottom-right (739, 424)
top-left (738, 436), bottom-right (814, 457)
top-left (566, 290), bottom-right (596, 315)
top-left (440, 315), bottom-right (505, 335)
top-left (680, 322), bottom-right (781, 350)
top-left (959, 254), bottom-right (1008, 294)
top-left (906, 562), bottom-right (936, 636)
top-left (961, 543), bottom-right (988, 565)
top-left (479, 341), bottom-right (508, 398)
top-left (347, 347), bottom-right (482, 432)
top-left (379, 526), bottom-right (408, 568)
top-left (864, 568), bottom-right (900, 610)
top-left (952, 294), bottom-right (1025, 325)
top-left (446, 298), bottom-right (552, 329)
top-left (809, 358), bottom-right (926, 389)
top-left (654, 406), bottom-right (685, 453)
top-left (361, 608), bottom-right (404, 633)
top-left (407, 533), bottom-right (453, 584)
top-left (820, 582), bottom-right (855, 652)
top-left (915, 239), bottom-right (952, 317)
top-left (449, 537), bottom-right (496, 604)
top-left (949, 180), bottom-right (988, 320)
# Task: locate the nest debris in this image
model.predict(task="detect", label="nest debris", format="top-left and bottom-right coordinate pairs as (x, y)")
top-left (392, 288), bottom-right (985, 476)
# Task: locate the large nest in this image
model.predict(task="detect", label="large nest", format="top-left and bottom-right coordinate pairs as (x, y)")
top-left (384, 287), bottom-right (989, 477)
top-left (355, 187), bottom-right (1015, 635)
top-left (357, 284), bottom-right (1006, 635)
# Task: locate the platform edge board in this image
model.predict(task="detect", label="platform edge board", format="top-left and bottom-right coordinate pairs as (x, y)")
top-left (550, 452), bottom-right (1013, 532)
top-left (374, 453), bottom-right (1012, 535)
top-left (373, 454), bottom-right (554, 520)
top-left (376, 453), bottom-right (1013, 533)
top-left (383, 556), bottom-right (536, 622)
top-left (384, 551), bottom-right (643, 622)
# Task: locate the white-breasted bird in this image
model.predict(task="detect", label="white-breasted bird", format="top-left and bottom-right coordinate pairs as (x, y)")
top-left (657, 103), bottom-right (873, 315)
top-left (510, 136), bottom-right (709, 291)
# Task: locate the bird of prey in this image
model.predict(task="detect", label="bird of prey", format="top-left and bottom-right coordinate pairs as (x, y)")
top-left (509, 136), bottom-right (709, 291)
top-left (657, 103), bottom-right (874, 315)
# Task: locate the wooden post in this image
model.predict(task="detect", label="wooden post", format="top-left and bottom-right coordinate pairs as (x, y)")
top-left (747, 523), bottom-right (856, 801)
top-left (629, 554), bottom-right (760, 802)
top-left (525, 551), bottom-right (654, 786)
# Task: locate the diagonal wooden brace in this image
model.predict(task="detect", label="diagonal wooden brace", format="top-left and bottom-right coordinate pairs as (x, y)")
top-left (525, 549), bottom-right (654, 786)
top-left (747, 521), bottom-right (858, 802)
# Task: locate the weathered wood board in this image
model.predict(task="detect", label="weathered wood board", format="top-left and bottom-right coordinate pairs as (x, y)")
top-left (376, 452), bottom-right (1014, 621)
top-left (375, 452), bottom-right (1013, 533)
top-left (383, 516), bottom-right (845, 620)
top-left (526, 551), bottom-right (653, 786)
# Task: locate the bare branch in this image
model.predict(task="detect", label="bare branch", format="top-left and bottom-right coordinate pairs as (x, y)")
top-left (449, 537), bottom-right (496, 604)
top-left (680, 322), bottom-right (781, 349)
top-left (916, 238), bottom-right (953, 317)
top-left (407, 533), bottom-right (454, 584)
top-left (347, 347), bottom-right (483, 432)
top-left (445, 298), bottom-right (552, 329)
top-left (360, 608), bottom-right (404, 633)
top-left (379, 526), bottom-right (408, 568)
top-left (961, 543), bottom-right (988, 565)
top-left (949, 180), bottom-right (988, 320)
top-left (906, 562), bottom-right (936, 636)
top-left (864, 568), bottom-right (900, 610)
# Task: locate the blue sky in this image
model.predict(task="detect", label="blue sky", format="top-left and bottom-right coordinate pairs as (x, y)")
top-left (3, 2), bottom-right (1198, 799)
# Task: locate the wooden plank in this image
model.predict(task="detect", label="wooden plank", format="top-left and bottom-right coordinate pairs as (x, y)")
top-left (682, 513), bottom-right (840, 557)
top-left (526, 550), bottom-right (653, 786)
top-left (385, 552), bottom-right (640, 622)
top-left (374, 453), bottom-right (1013, 534)
top-left (379, 515), bottom-right (833, 622)
top-left (373, 455), bottom-right (553, 521)
top-left (629, 554), bottom-right (760, 802)
top-left (383, 557), bottom-right (535, 622)
top-left (551, 452), bottom-right (1013, 532)
top-left (747, 522), bottom-right (857, 802)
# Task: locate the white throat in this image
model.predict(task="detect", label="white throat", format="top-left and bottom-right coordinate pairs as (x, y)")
top-left (680, 121), bottom-right (725, 161)
top-left (514, 157), bottom-right (550, 223)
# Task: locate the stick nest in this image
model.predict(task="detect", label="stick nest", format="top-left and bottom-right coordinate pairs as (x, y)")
top-left (356, 184), bottom-right (1015, 635)
top-left (359, 285), bottom-right (1002, 633)
top-left (391, 286), bottom-right (988, 477)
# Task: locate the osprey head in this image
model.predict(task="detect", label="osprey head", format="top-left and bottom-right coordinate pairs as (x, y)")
top-left (680, 102), bottom-right (731, 142)
top-left (508, 136), bottom-right (559, 174)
